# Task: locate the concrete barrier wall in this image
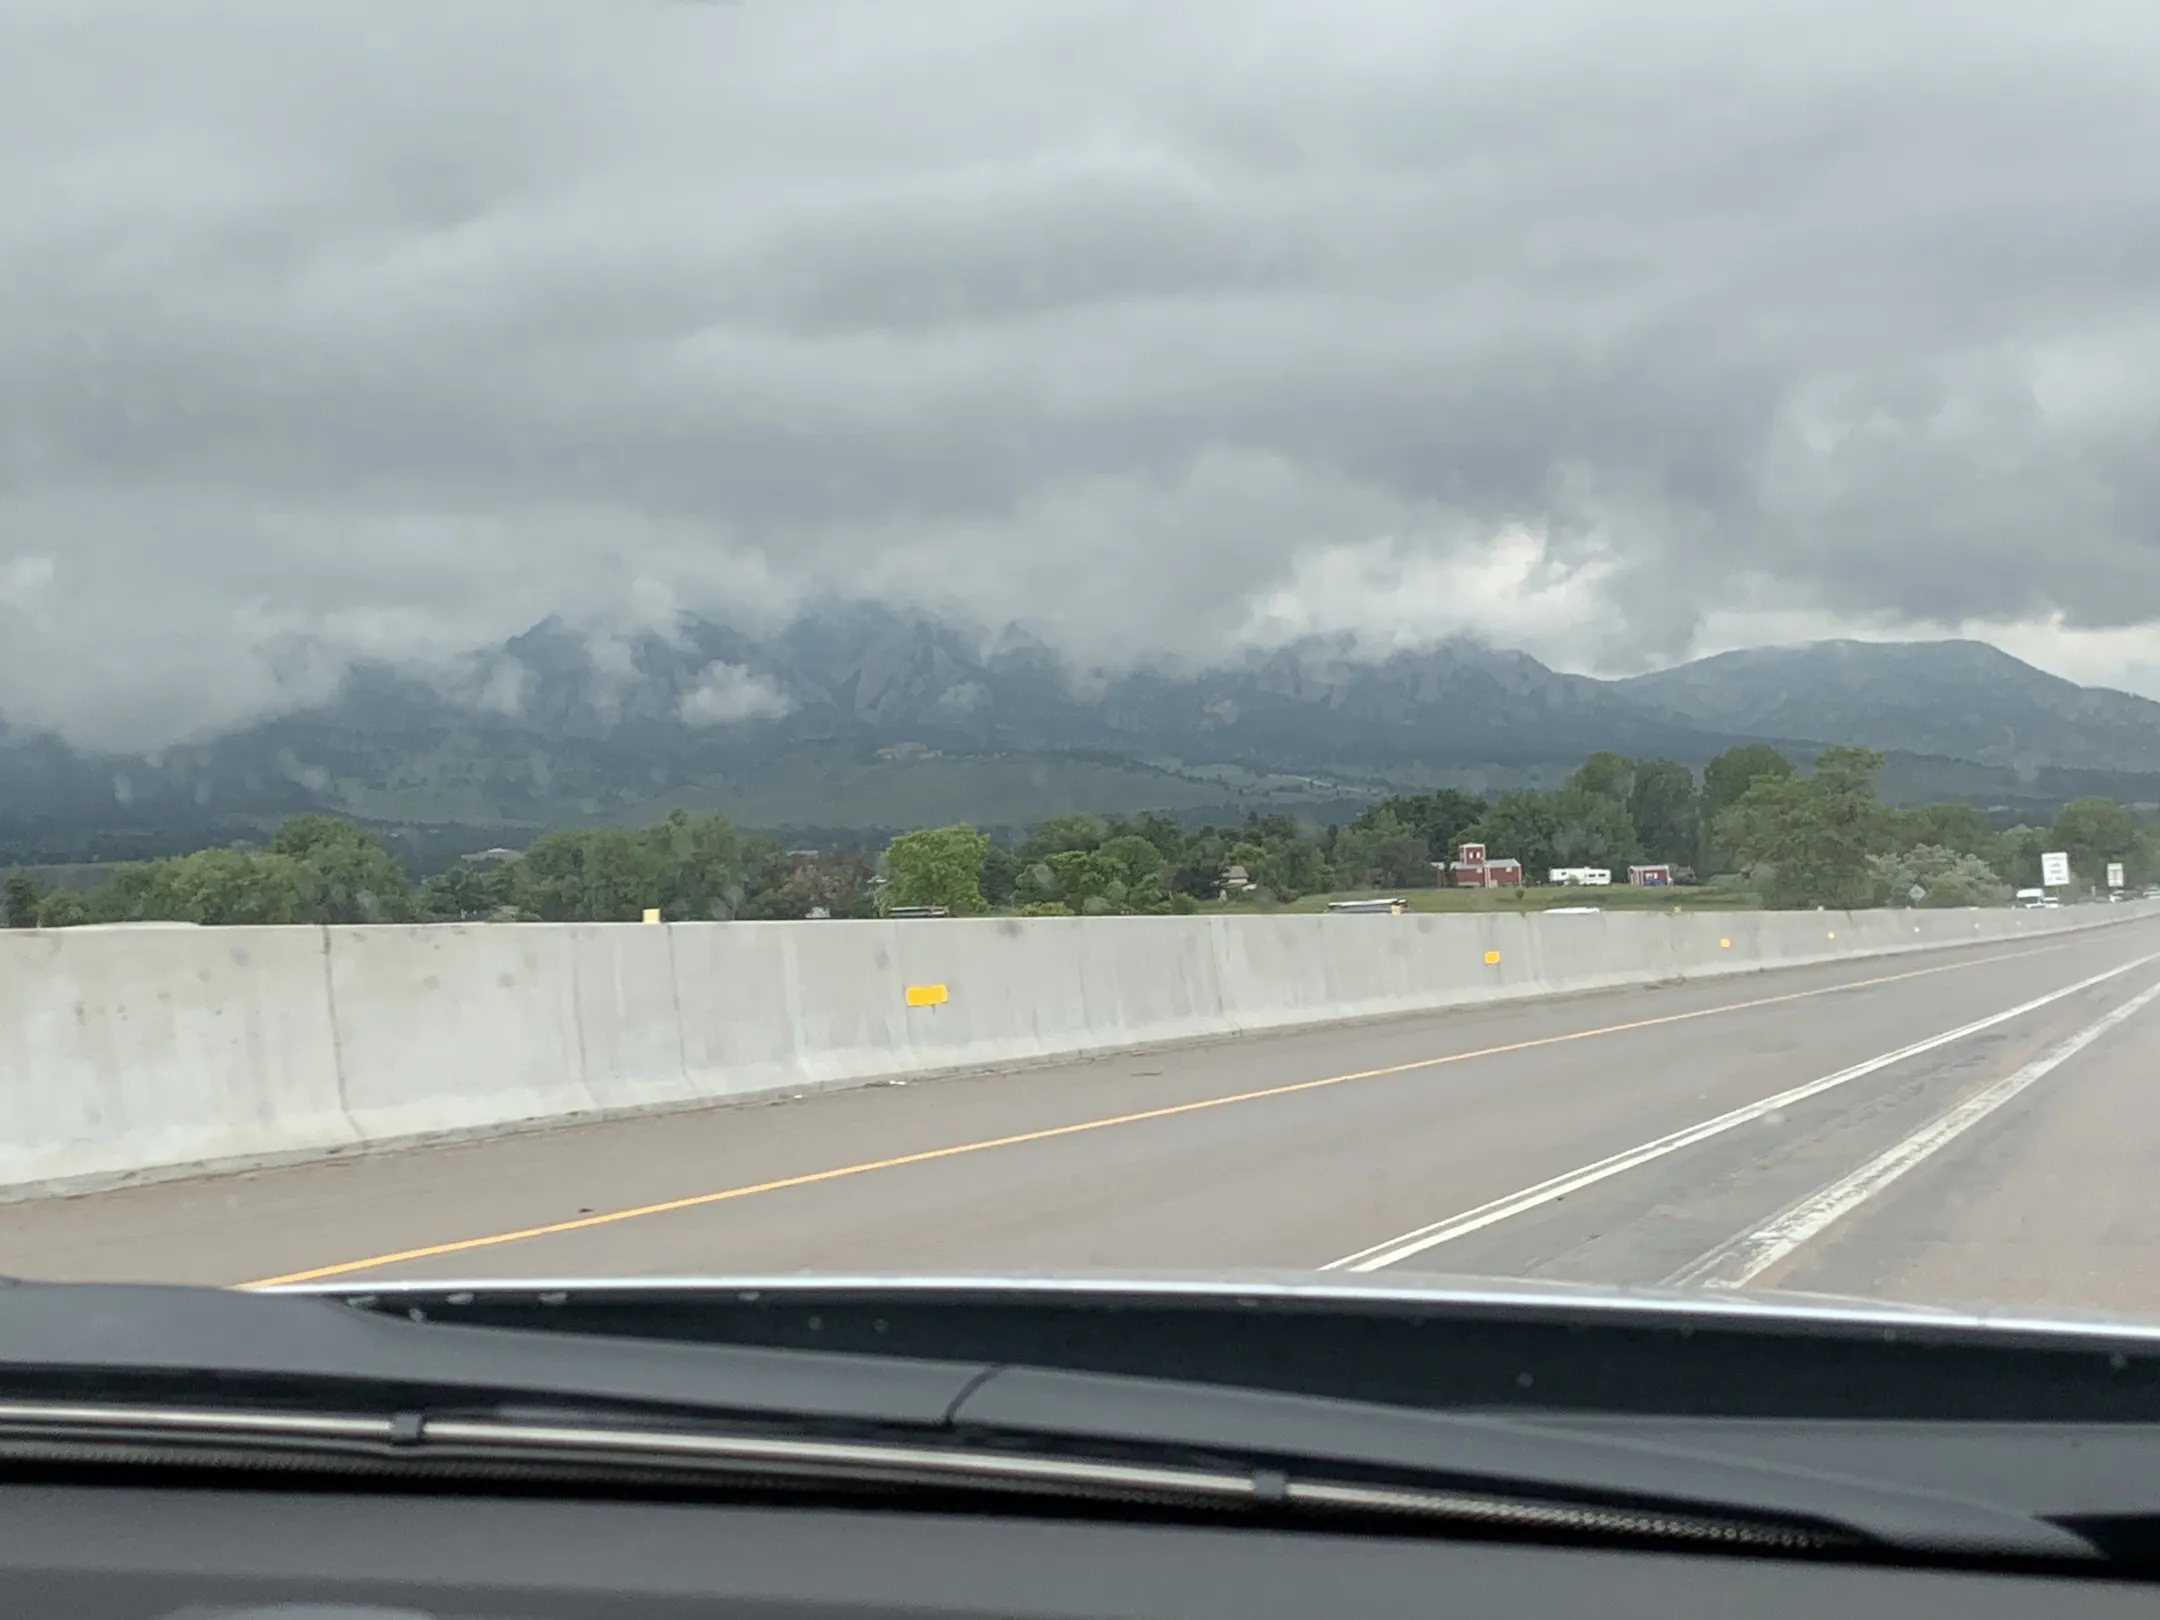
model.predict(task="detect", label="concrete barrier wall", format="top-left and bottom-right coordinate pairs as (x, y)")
top-left (2, 900), bottom-right (2152, 1197)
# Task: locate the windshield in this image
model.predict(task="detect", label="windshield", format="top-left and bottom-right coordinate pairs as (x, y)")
top-left (5, 0), bottom-right (2160, 1347)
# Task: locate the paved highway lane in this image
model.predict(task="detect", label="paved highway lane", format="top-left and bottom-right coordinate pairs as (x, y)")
top-left (7, 913), bottom-right (2160, 1320)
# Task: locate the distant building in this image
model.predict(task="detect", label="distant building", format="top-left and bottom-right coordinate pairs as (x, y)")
top-left (1450, 843), bottom-right (1524, 889)
top-left (1221, 864), bottom-right (1253, 896)
top-left (460, 847), bottom-right (520, 865)
top-left (1549, 867), bottom-right (1612, 886)
top-left (1627, 864), bottom-right (1675, 887)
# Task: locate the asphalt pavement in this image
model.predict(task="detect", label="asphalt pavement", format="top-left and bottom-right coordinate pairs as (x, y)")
top-left (9, 912), bottom-right (2160, 1321)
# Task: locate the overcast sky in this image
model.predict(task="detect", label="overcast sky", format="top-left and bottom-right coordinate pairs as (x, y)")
top-left (3, 0), bottom-right (2158, 748)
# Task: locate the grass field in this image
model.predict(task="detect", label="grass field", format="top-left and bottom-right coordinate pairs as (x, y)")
top-left (1203, 882), bottom-right (1765, 915)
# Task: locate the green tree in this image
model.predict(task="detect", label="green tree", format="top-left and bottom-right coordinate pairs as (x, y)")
top-left (1716, 747), bottom-right (1887, 909)
top-left (160, 849), bottom-right (318, 925)
top-left (1568, 752), bottom-right (1635, 802)
top-left (1022, 814), bottom-right (1105, 860)
top-left (1812, 744), bottom-right (1888, 801)
top-left (268, 816), bottom-right (415, 923)
top-left (883, 824), bottom-right (989, 914)
top-left (1625, 758), bottom-right (1698, 868)
top-left (645, 810), bottom-right (758, 920)
top-left (1095, 834), bottom-right (1171, 910)
top-left (34, 890), bottom-right (91, 929)
top-left (520, 828), bottom-right (661, 921)
top-left (1265, 835), bottom-right (1332, 903)
top-left (2137, 821), bottom-right (2160, 889)
top-left (1466, 791), bottom-right (1562, 877)
top-left (1703, 744), bottom-right (1797, 816)
top-left (1167, 829), bottom-right (1231, 899)
top-left (1869, 845), bottom-right (2012, 909)
top-left (88, 861), bottom-right (183, 923)
top-left (978, 842), bottom-right (1023, 909)
top-left (1354, 789), bottom-right (1485, 863)
top-left (1545, 786), bottom-right (1642, 869)
top-left (1991, 824), bottom-right (2049, 889)
top-left (1042, 848), bottom-right (1119, 913)
top-left (730, 842), bottom-right (808, 920)
top-left (816, 850), bottom-right (880, 919)
top-left (1106, 812), bottom-right (1187, 863)
top-left (418, 863), bottom-right (514, 922)
top-left (1701, 744), bottom-right (1796, 871)
top-left (1017, 838), bottom-right (1172, 916)
top-left (1892, 802), bottom-right (1996, 859)
top-left (2050, 796), bottom-right (2136, 891)
top-left (3, 871), bottom-right (40, 928)
top-left (1332, 809), bottom-right (1435, 889)
top-left (1014, 859), bottom-right (1060, 909)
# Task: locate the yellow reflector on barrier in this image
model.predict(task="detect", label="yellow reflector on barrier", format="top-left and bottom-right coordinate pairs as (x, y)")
top-left (905, 983), bottom-right (949, 1008)
top-left (1719, 938), bottom-right (1730, 948)
top-left (642, 908), bottom-right (661, 924)
top-left (1482, 950), bottom-right (1501, 965)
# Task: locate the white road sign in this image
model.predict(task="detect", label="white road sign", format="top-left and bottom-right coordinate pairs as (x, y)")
top-left (2108, 861), bottom-right (2126, 890)
top-left (2041, 850), bottom-right (2071, 887)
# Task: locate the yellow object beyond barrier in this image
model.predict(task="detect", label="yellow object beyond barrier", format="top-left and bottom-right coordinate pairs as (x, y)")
top-left (905, 983), bottom-right (950, 1008)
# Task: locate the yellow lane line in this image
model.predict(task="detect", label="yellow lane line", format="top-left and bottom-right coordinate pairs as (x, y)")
top-left (243, 938), bottom-right (2085, 1287)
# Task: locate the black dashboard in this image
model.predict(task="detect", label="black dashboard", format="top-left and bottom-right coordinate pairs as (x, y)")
top-left (6, 1484), bottom-right (2156, 1619)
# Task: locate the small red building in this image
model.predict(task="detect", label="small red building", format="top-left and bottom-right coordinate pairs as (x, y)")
top-left (1627, 863), bottom-right (1674, 887)
top-left (1450, 843), bottom-right (1524, 889)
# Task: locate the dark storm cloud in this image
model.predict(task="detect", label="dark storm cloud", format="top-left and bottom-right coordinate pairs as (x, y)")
top-left (3, 0), bottom-right (2158, 745)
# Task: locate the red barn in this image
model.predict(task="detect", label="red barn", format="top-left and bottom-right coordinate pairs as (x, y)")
top-left (1450, 843), bottom-right (1524, 889)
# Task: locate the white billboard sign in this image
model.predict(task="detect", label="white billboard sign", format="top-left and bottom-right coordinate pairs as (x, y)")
top-left (2108, 861), bottom-right (2126, 890)
top-left (2041, 850), bottom-right (2072, 888)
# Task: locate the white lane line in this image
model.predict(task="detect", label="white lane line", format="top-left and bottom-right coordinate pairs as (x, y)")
top-left (1664, 974), bottom-right (2160, 1291)
top-left (1319, 952), bottom-right (2160, 1274)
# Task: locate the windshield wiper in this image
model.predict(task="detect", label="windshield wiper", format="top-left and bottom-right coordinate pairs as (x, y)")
top-left (0, 1393), bottom-right (1835, 1553)
top-left (953, 1366), bottom-right (2098, 1560)
top-left (0, 1282), bottom-right (2098, 1562)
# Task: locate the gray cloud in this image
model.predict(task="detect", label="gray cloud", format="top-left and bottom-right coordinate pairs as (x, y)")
top-left (4, 0), bottom-right (2159, 747)
top-left (677, 661), bottom-right (794, 727)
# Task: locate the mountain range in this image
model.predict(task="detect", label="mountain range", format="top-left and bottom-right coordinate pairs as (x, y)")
top-left (5, 606), bottom-right (2159, 863)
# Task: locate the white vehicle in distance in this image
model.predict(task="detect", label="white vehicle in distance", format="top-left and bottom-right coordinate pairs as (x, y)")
top-left (1548, 867), bottom-right (1612, 886)
top-left (2014, 888), bottom-right (2047, 909)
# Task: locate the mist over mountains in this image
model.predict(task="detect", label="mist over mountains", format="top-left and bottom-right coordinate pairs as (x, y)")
top-left (6, 605), bottom-right (2159, 863)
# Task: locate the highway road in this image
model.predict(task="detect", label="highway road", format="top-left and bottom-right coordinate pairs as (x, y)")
top-left (9, 911), bottom-right (2160, 1320)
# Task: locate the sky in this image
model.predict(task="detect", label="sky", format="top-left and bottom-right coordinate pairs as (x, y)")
top-left (3, 0), bottom-right (2158, 749)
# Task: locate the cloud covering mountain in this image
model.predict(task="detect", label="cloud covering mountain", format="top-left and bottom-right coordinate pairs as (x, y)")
top-left (7, 607), bottom-right (2159, 863)
top-left (4, 0), bottom-right (2160, 751)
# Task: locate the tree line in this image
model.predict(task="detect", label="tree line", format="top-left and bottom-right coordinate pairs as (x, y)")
top-left (882, 746), bottom-right (2159, 916)
top-left (3, 744), bottom-right (2152, 929)
top-left (1, 812), bottom-right (877, 929)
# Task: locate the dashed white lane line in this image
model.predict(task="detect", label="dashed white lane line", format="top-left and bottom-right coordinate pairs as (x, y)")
top-left (1320, 953), bottom-right (2160, 1274)
top-left (1664, 974), bottom-right (2160, 1290)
